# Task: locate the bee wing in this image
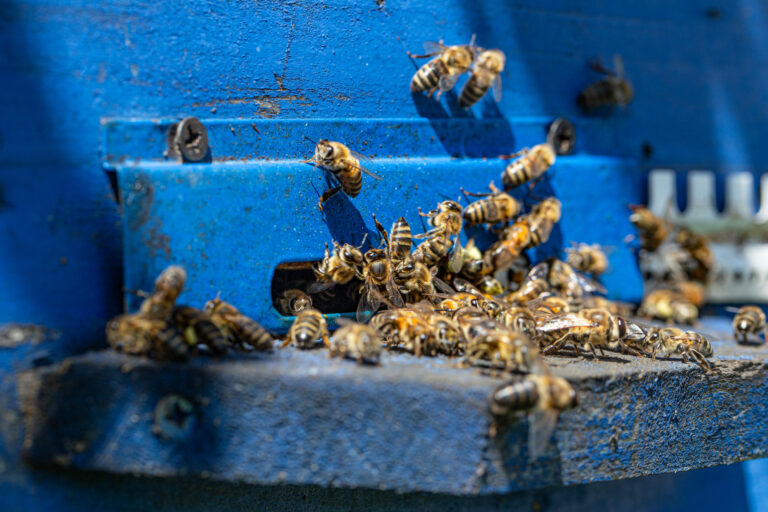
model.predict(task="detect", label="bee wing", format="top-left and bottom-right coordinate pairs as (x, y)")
top-left (725, 306), bottom-right (742, 313)
top-left (432, 275), bottom-right (456, 295)
top-left (527, 261), bottom-right (549, 281)
top-left (357, 284), bottom-right (383, 322)
top-left (306, 280), bottom-right (337, 294)
top-left (491, 74), bottom-right (503, 102)
top-left (623, 319), bottom-right (648, 343)
top-left (613, 54), bottom-right (625, 78)
top-left (571, 271), bottom-right (607, 295)
top-left (423, 40), bottom-right (446, 54)
top-left (536, 314), bottom-right (597, 332)
top-left (438, 72), bottom-right (462, 92)
top-left (346, 154), bottom-right (384, 181)
top-left (386, 278), bottom-right (405, 308)
top-left (528, 408), bottom-right (559, 460)
top-left (334, 316), bottom-right (356, 327)
top-left (447, 236), bottom-right (464, 273)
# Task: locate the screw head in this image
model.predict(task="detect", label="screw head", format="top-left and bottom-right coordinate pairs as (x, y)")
top-left (173, 117), bottom-right (209, 162)
top-left (547, 118), bottom-right (575, 156)
top-left (152, 394), bottom-right (197, 440)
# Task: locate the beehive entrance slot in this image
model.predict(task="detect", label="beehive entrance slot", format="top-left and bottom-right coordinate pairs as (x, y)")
top-left (271, 261), bottom-right (359, 315)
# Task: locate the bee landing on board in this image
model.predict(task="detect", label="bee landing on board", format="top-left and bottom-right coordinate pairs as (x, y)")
top-left (205, 296), bottom-right (274, 351)
top-left (329, 318), bottom-right (382, 365)
top-left (490, 375), bottom-right (578, 459)
top-left (305, 139), bottom-right (383, 211)
top-left (577, 54), bottom-right (634, 110)
top-left (459, 48), bottom-right (506, 108)
top-left (729, 306), bottom-right (766, 345)
top-left (500, 143), bottom-right (556, 190)
top-left (284, 309), bottom-right (330, 349)
top-left (409, 37), bottom-right (477, 99)
top-left (640, 327), bottom-right (713, 371)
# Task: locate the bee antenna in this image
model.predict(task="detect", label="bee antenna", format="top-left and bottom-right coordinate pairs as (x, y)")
top-left (302, 135), bottom-right (318, 145)
top-left (215, 290), bottom-right (222, 301)
top-left (356, 233), bottom-right (369, 250)
top-left (123, 287), bottom-right (150, 298)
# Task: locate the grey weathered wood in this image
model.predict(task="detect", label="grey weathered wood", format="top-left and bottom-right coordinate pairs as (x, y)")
top-left (17, 318), bottom-right (768, 495)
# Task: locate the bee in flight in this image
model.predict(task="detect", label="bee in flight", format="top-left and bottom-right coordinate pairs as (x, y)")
top-left (409, 37), bottom-right (477, 99)
top-left (729, 305), bottom-right (766, 345)
top-left (577, 54), bottom-right (634, 110)
top-left (305, 139), bottom-right (383, 211)
top-left (459, 48), bottom-right (505, 108)
top-left (490, 375), bottom-right (578, 458)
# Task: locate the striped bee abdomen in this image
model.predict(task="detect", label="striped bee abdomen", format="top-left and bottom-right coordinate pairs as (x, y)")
top-left (491, 379), bottom-right (539, 416)
top-left (578, 80), bottom-right (614, 109)
top-left (232, 316), bottom-right (274, 351)
top-left (459, 74), bottom-right (491, 108)
top-left (410, 58), bottom-right (449, 92)
top-left (289, 311), bottom-right (323, 349)
top-left (412, 235), bottom-right (451, 266)
top-left (502, 159), bottom-right (535, 188)
top-left (155, 324), bottom-right (189, 360)
top-left (390, 217), bottom-right (412, 262)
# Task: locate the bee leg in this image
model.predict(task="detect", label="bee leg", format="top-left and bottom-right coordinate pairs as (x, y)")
top-left (542, 334), bottom-right (570, 355)
top-left (318, 186), bottom-right (342, 211)
top-left (280, 337), bottom-right (291, 348)
top-left (321, 330), bottom-right (331, 349)
top-left (408, 51), bottom-right (440, 59)
top-left (460, 187), bottom-right (493, 198)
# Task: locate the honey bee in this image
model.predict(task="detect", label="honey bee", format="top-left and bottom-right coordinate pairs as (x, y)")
top-left (458, 49), bottom-right (505, 108)
top-left (421, 307), bottom-right (464, 355)
top-left (528, 295), bottom-right (571, 319)
top-left (485, 218), bottom-right (533, 272)
top-left (641, 327), bottom-right (713, 370)
top-left (388, 216), bottom-right (412, 266)
top-left (490, 376), bottom-right (578, 457)
top-left (329, 318), bottom-right (382, 364)
top-left (275, 289), bottom-right (313, 316)
top-left (565, 243), bottom-right (609, 277)
top-left (531, 196), bottom-right (562, 224)
top-left (308, 239), bottom-right (366, 294)
top-left (371, 308), bottom-right (438, 356)
top-left (358, 248), bottom-right (403, 321)
top-left (412, 233), bottom-right (453, 268)
top-left (458, 239), bottom-right (494, 281)
top-left (283, 309), bottom-right (330, 349)
top-left (499, 306), bottom-right (537, 339)
top-left (628, 205), bottom-right (668, 252)
top-left (504, 267), bottom-right (549, 305)
top-left (584, 296), bottom-right (635, 318)
top-left (416, 200), bottom-right (464, 272)
top-left (171, 306), bottom-right (228, 354)
top-left (464, 320), bottom-right (543, 373)
top-left (394, 258), bottom-right (453, 303)
top-left (500, 144), bottom-right (556, 190)
top-left (675, 281), bottom-right (706, 308)
top-left (461, 182), bottom-right (522, 227)
top-left (204, 296), bottom-right (274, 351)
top-left (730, 305), bottom-right (766, 345)
top-left (577, 54), bottom-right (634, 110)
top-left (106, 314), bottom-right (189, 361)
top-left (138, 265), bottom-right (187, 319)
top-left (637, 289), bottom-right (698, 325)
top-left (307, 139), bottom-right (383, 210)
top-left (409, 38), bottom-right (477, 99)
top-left (538, 308), bottom-right (640, 357)
top-left (674, 228), bottom-right (714, 282)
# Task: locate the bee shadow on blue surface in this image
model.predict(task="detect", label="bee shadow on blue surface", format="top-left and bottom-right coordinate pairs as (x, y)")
top-left (318, 176), bottom-right (377, 249)
top-left (411, 91), bottom-right (516, 158)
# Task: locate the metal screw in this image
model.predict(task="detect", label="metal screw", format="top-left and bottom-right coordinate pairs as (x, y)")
top-left (547, 118), bottom-right (575, 156)
top-left (168, 117), bottom-right (209, 162)
top-left (152, 394), bottom-right (197, 440)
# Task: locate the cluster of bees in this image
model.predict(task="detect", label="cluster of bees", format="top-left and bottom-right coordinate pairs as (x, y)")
top-left (106, 266), bottom-right (273, 360)
top-left (630, 204), bottom-right (768, 345)
top-left (106, 38), bottom-right (766, 455)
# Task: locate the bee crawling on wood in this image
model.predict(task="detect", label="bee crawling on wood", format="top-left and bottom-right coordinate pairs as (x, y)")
top-left (329, 317), bottom-right (383, 365)
top-left (635, 326), bottom-right (713, 371)
top-left (205, 295), bottom-right (274, 351)
top-left (284, 308), bottom-right (330, 349)
top-left (729, 305), bottom-right (766, 345)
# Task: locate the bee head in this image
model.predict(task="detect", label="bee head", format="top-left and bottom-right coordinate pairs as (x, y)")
top-left (439, 200), bottom-right (462, 213)
top-left (478, 49), bottom-right (505, 72)
top-left (341, 244), bottom-right (364, 265)
top-left (615, 78), bottom-right (634, 105)
top-left (315, 139), bottom-right (335, 163)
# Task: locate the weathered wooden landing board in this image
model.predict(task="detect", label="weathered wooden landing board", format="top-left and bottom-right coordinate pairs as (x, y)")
top-left (17, 317), bottom-right (768, 496)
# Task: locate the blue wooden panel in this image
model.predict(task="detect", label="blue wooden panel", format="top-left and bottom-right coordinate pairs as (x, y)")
top-left (106, 118), bottom-right (643, 331)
